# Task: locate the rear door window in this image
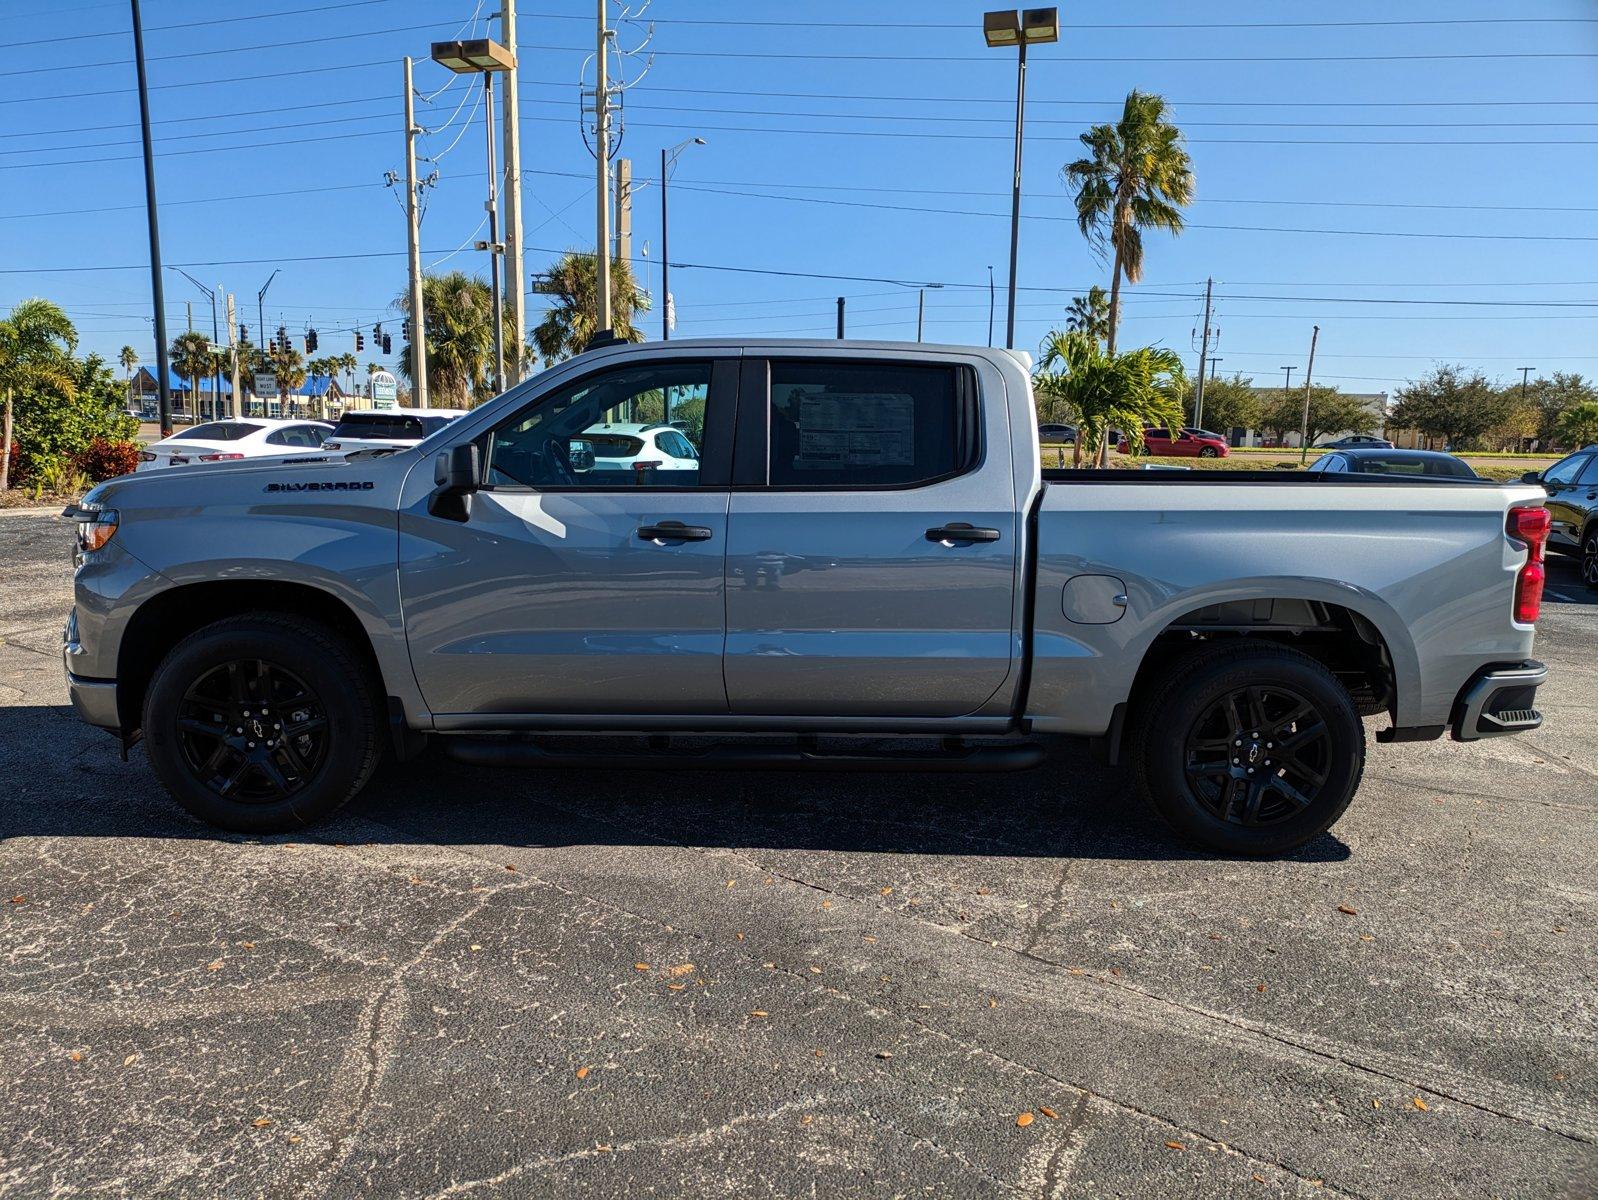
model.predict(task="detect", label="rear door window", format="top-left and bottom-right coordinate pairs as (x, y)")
top-left (331, 414), bottom-right (428, 440)
top-left (762, 360), bottom-right (977, 488)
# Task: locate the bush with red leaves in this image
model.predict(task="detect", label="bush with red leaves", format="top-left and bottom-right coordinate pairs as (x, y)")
top-left (73, 437), bottom-right (143, 482)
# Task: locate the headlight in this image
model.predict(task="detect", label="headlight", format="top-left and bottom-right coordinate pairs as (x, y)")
top-left (75, 507), bottom-right (119, 553)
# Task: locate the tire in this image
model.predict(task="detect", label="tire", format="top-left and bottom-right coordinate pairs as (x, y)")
top-left (1583, 527), bottom-right (1598, 592)
top-left (1130, 642), bottom-right (1365, 856)
top-left (142, 613), bottom-right (382, 833)
top-left (1199, 446), bottom-right (1220, 459)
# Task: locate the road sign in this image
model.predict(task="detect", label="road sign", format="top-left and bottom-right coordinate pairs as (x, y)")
top-left (255, 371), bottom-right (277, 398)
top-left (371, 370), bottom-right (399, 410)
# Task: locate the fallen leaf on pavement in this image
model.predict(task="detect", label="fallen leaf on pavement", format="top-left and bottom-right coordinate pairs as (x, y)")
top-left (749, 1010), bottom-right (769, 1018)
top-left (469, 945), bottom-right (482, 952)
top-left (1412, 1097), bottom-right (1429, 1111)
top-left (8, 896), bottom-right (24, 905)
top-left (667, 983), bottom-right (686, 991)
top-left (287, 1135), bottom-right (302, 1144)
top-left (207, 960), bottom-right (224, 971)
top-left (668, 963), bottom-right (695, 977)
top-left (69, 1051), bottom-right (83, 1062)
top-left (1337, 905), bottom-right (1357, 916)
top-left (1165, 1140), bottom-right (1185, 1150)
top-left (1016, 1112), bottom-right (1034, 1127)
top-left (876, 1051), bottom-right (893, 1059)
top-left (1252, 1174), bottom-right (1266, 1184)
top-left (880, 886), bottom-right (893, 896)
top-left (252, 1117), bottom-right (272, 1128)
top-left (1255, 983), bottom-right (1267, 992)
top-left (122, 1054), bottom-right (137, 1067)
top-left (634, 963), bottom-right (651, 972)
top-left (1039, 1106), bottom-right (1058, 1120)
top-left (576, 1067), bottom-right (589, 1079)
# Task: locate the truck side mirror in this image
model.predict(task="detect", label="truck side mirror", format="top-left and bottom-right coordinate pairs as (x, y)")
top-left (429, 442), bottom-right (480, 521)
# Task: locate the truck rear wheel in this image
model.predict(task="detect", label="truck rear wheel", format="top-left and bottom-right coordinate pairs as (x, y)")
top-left (1131, 643), bottom-right (1365, 856)
top-left (142, 614), bottom-right (382, 833)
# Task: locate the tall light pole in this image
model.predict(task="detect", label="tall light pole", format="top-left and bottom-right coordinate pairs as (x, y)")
top-left (130, 0), bottom-right (173, 437)
top-left (982, 8), bottom-right (1058, 350)
top-left (915, 283), bottom-right (945, 342)
top-left (173, 268), bottom-right (221, 421)
top-left (430, 38), bottom-right (517, 393)
top-left (1299, 324), bottom-right (1320, 464)
top-left (987, 265), bottom-right (996, 347)
top-left (660, 137), bottom-right (705, 341)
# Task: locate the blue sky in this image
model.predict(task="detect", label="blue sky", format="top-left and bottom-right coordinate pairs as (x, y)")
top-left (2, 0), bottom-right (1594, 397)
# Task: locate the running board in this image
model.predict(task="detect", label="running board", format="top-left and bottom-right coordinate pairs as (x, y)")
top-left (442, 736), bottom-right (1047, 774)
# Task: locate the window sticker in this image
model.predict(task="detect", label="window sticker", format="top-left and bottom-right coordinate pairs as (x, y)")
top-left (789, 390), bottom-right (915, 469)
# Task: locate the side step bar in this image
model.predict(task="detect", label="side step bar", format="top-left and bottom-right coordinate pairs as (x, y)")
top-left (442, 736), bottom-right (1047, 774)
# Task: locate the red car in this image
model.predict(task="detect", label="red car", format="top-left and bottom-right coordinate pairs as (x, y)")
top-left (1118, 426), bottom-right (1230, 458)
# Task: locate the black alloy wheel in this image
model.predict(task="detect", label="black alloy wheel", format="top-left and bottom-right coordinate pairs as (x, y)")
top-left (1583, 528), bottom-right (1598, 591)
top-left (1182, 684), bottom-right (1330, 827)
top-left (175, 659), bottom-right (329, 802)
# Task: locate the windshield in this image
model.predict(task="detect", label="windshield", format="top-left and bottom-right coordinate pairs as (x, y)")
top-left (1348, 454), bottom-right (1476, 478)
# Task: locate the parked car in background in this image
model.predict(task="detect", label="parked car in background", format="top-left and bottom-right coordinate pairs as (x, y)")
top-left (135, 419), bottom-right (333, 472)
top-left (1306, 448), bottom-right (1477, 480)
top-left (1038, 423), bottom-right (1077, 443)
top-left (1181, 426), bottom-right (1228, 443)
top-left (1119, 427), bottom-right (1229, 458)
top-left (1322, 434), bottom-right (1396, 449)
top-left (1522, 444), bottom-right (1598, 590)
top-left (578, 422), bottom-right (701, 474)
top-left (320, 409), bottom-right (464, 454)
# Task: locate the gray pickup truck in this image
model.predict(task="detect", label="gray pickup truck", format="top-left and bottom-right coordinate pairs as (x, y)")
top-left (63, 340), bottom-right (1551, 855)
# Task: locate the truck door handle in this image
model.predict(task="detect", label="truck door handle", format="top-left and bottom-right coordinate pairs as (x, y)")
top-left (636, 521), bottom-right (713, 543)
top-left (925, 523), bottom-right (1001, 544)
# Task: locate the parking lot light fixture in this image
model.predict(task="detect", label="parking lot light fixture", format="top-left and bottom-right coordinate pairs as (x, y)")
top-left (428, 37), bottom-right (517, 394)
top-left (983, 8), bottom-right (1058, 349)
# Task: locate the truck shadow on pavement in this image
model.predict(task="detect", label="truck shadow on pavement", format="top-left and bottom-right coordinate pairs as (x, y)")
top-left (1, 705), bottom-right (1350, 863)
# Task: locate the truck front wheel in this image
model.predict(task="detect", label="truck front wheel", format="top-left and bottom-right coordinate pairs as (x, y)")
top-left (142, 614), bottom-right (382, 833)
top-left (1131, 643), bottom-right (1365, 855)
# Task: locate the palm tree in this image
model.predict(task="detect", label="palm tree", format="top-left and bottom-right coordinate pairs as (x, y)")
top-left (1034, 330), bottom-right (1184, 468)
top-left (1064, 286), bottom-right (1111, 343)
top-left (338, 351), bottom-right (358, 399)
top-left (393, 271), bottom-right (498, 408)
top-left (118, 345), bottom-right (139, 411)
top-left (531, 251), bottom-right (650, 367)
top-left (268, 340), bottom-right (307, 416)
top-left (0, 299), bottom-right (78, 490)
top-left (170, 330), bottom-right (214, 422)
top-left (1063, 90), bottom-right (1194, 358)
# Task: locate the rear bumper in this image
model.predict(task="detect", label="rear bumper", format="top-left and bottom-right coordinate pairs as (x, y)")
top-left (1450, 660), bottom-right (1546, 742)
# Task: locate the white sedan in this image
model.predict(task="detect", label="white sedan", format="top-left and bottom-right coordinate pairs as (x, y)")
top-left (136, 419), bottom-right (334, 472)
top-left (576, 422), bottom-right (701, 474)
top-left (320, 409), bottom-right (464, 454)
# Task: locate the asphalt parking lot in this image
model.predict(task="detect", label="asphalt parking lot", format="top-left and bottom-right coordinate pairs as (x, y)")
top-left (1, 507), bottom-right (1594, 1198)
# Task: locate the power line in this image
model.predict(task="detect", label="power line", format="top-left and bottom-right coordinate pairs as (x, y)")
top-left (4, 0), bottom-right (400, 48)
top-left (517, 12), bottom-right (1596, 31)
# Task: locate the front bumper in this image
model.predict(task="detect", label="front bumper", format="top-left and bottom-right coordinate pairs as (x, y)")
top-left (63, 609), bottom-right (120, 731)
top-left (1450, 660), bottom-right (1546, 742)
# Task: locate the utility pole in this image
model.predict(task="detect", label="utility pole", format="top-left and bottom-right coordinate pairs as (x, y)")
top-left (1193, 276), bottom-right (1214, 431)
top-left (499, 0), bottom-right (527, 382)
top-left (1280, 366), bottom-right (1294, 447)
top-left (483, 69), bottom-right (505, 393)
top-left (1519, 366), bottom-right (1536, 402)
top-left (836, 296), bottom-right (845, 339)
top-left (1299, 325), bottom-right (1319, 464)
top-left (131, 0), bottom-right (172, 438)
top-left (614, 157), bottom-right (632, 265)
top-left (594, 0), bottom-right (613, 334)
top-left (226, 293), bottom-right (241, 419)
top-left (660, 148), bottom-right (671, 341)
top-left (917, 288), bottom-right (927, 342)
top-left (403, 57), bottom-right (429, 407)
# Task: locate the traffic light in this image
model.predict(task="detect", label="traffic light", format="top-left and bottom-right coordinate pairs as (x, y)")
top-left (382, 334), bottom-right (392, 355)
top-left (239, 324), bottom-right (248, 345)
top-left (355, 331), bottom-right (364, 351)
top-left (306, 328), bottom-right (318, 353)
top-left (276, 326), bottom-right (287, 353)
top-left (401, 319), bottom-right (411, 342)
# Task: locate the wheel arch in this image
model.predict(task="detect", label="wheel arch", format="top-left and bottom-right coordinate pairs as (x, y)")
top-left (1121, 582), bottom-right (1418, 732)
top-left (116, 580), bottom-right (397, 738)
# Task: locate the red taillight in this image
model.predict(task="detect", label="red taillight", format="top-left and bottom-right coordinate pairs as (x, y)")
top-left (1508, 505), bottom-right (1551, 625)
top-left (197, 452), bottom-right (244, 462)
